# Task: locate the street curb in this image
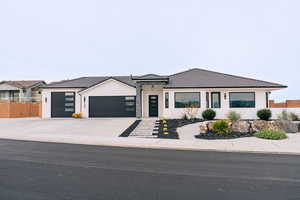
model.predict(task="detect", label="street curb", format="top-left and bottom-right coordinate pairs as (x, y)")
top-left (1, 137), bottom-right (300, 156)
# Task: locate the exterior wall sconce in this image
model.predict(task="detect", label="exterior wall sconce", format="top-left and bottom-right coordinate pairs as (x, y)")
top-left (224, 93), bottom-right (227, 100)
top-left (45, 97), bottom-right (47, 103)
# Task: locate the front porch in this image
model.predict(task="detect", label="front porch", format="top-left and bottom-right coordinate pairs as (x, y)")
top-left (132, 74), bottom-right (169, 118)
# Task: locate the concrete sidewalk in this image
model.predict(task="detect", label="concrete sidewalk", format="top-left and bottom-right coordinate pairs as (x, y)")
top-left (0, 130), bottom-right (300, 155)
top-left (0, 118), bottom-right (300, 155)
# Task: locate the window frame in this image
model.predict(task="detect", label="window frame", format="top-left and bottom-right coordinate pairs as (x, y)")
top-left (211, 92), bottom-right (221, 108)
top-left (165, 92), bottom-right (169, 108)
top-left (174, 92), bottom-right (201, 108)
top-left (229, 92), bottom-right (256, 108)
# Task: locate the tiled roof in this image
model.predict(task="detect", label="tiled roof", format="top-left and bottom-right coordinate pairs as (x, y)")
top-left (42, 76), bottom-right (136, 88)
top-left (0, 80), bottom-right (45, 89)
top-left (41, 68), bottom-right (287, 89)
top-left (166, 68), bottom-right (287, 88)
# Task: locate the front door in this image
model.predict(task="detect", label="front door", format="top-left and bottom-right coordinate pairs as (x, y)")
top-left (149, 95), bottom-right (158, 117)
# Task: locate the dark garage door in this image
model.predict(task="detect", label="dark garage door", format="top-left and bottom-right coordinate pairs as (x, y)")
top-left (89, 96), bottom-right (136, 117)
top-left (51, 92), bottom-right (75, 117)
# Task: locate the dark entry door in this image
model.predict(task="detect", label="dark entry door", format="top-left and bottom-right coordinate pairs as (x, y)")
top-left (51, 92), bottom-right (75, 117)
top-left (149, 95), bottom-right (158, 117)
top-left (89, 96), bottom-right (136, 117)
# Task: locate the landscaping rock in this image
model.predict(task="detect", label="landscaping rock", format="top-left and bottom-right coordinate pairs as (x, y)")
top-left (252, 120), bottom-right (269, 132)
top-left (268, 120), bottom-right (298, 133)
top-left (207, 122), bottom-right (214, 132)
top-left (231, 121), bottom-right (250, 133)
top-left (199, 123), bottom-right (208, 134)
top-left (251, 120), bottom-right (298, 133)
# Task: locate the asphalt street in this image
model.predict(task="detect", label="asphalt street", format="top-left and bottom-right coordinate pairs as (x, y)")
top-left (0, 139), bottom-right (300, 200)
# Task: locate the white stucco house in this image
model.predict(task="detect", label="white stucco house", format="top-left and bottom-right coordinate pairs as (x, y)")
top-left (41, 68), bottom-right (287, 119)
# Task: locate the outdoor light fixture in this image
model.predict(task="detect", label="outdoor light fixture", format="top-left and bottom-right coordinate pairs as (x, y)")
top-left (45, 97), bottom-right (47, 103)
top-left (224, 93), bottom-right (227, 100)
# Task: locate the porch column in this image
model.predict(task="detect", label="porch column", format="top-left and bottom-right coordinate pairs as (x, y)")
top-left (136, 83), bottom-right (142, 118)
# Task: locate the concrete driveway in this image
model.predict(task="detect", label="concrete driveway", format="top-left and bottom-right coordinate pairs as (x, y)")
top-left (0, 118), bottom-right (135, 143)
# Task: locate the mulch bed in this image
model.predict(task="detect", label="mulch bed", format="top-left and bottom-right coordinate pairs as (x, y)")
top-left (195, 132), bottom-right (253, 140)
top-left (119, 120), bottom-right (141, 137)
top-left (158, 119), bottom-right (203, 139)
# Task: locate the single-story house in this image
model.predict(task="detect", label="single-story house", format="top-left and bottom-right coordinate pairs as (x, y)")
top-left (0, 80), bottom-right (45, 102)
top-left (41, 68), bottom-right (286, 119)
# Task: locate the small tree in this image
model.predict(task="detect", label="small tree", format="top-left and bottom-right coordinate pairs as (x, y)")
top-left (257, 109), bottom-right (272, 121)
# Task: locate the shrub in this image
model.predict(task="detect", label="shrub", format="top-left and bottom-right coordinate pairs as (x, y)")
top-left (277, 110), bottom-right (288, 120)
top-left (227, 111), bottom-right (241, 122)
top-left (254, 129), bottom-right (287, 140)
top-left (212, 120), bottom-right (232, 134)
top-left (257, 109), bottom-right (272, 121)
top-left (202, 109), bottom-right (216, 120)
top-left (288, 112), bottom-right (299, 121)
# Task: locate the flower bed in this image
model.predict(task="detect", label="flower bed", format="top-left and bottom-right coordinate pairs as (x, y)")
top-left (158, 119), bottom-right (203, 139)
top-left (195, 132), bottom-right (253, 140)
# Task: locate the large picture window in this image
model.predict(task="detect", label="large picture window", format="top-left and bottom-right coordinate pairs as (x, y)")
top-left (229, 92), bottom-right (255, 108)
top-left (211, 92), bottom-right (221, 108)
top-left (175, 92), bottom-right (200, 108)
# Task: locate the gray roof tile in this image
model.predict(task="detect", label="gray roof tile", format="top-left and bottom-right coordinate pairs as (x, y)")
top-left (42, 68), bottom-right (287, 89)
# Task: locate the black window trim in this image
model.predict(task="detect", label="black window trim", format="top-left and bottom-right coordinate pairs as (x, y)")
top-left (211, 92), bottom-right (221, 108)
top-left (165, 92), bottom-right (169, 109)
top-left (229, 92), bottom-right (256, 108)
top-left (174, 92), bottom-right (201, 108)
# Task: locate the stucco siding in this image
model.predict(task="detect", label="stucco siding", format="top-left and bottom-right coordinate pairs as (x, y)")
top-left (80, 79), bottom-right (136, 118)
top-left (142, 85), bottom-right (163, 117)
top-left (162, 88), bottom-right (269, 119)
top-left (41, 88), bottom-right (82, 118)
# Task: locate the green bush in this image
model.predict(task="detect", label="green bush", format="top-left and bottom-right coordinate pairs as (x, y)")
top-left (254, 129), bottom-right (287, 140)
top-left (202, 109), bottom-right (216, 120)
top-left (227, 111), bottom-right (241, 122)
top-left (257, 109), bottom-right (272, 121)
top-left (212, 120), bottom-right (232, 134)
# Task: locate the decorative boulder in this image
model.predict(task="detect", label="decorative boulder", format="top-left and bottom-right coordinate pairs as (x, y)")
top-left (199, 124), bottom-right (208, 134)
top-left (231, 121), bottom-right (250, 133)
top-left (251, 120), bottom-right (269, 132)
top-left (268, 120), bottom-right (298, 133)
top-left (207, 122), bottom-right (214, 132)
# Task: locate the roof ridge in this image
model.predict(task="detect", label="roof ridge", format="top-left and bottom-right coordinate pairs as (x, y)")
top-left (47, 77), bottom-right (87, 86)
top-left (171, 67), bottom-right (286, 87)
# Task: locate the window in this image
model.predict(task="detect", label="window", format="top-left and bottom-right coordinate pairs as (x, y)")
top-left (165, 92), bottom-right (169, 108)
top-left (175, 92), bottom-right (200, 108)
top-left (266, 92), bottom-right (269, 108)
top-left (229, 92), bottom-right (255, 108)
top-left (65, 97), bottom-right (74, 101)
top-left (211, 92), bottom-right (221, 108)
top-left (124, 96), bottom-right (135, 113)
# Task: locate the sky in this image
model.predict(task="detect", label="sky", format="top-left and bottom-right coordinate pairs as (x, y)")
top-left (0, 0), bottom-right (299, 102)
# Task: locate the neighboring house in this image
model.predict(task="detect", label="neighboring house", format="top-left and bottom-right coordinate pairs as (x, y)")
top-left (0, 81), bottom-right (45, 102)
top-left (41, 68), bottom-right (286, 119)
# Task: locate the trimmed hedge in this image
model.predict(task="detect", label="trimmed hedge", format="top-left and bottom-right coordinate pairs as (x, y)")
top-left (202, 109), bottom-right (216, 120)
top-left (257, 109), bottom-right (272, 121)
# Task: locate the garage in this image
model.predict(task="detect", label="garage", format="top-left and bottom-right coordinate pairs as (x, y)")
top-left (51, 92), bottom-right (75, 117)
top-left (89, 96), bottom-right (136, 117)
